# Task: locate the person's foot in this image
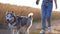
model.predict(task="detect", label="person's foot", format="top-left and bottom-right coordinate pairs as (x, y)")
top-left (48, 27), bottom-right (51, 33)
top-left (40, 30), bottom-right (45, 34)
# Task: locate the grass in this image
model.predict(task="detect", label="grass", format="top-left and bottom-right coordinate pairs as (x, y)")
top-left (0, 3), bottom-right (60, 24)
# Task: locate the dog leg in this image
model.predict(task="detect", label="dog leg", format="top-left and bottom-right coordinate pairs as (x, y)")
top-left (27, 20), bottom-right (33, 34)
top-left (10, 28), bottom-right (14, 34)
top-left (13, 29), bottom-right (19, 34)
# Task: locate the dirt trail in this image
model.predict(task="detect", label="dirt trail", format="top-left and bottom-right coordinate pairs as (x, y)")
top-left (0, 19), bottom-right (60, 34)
top-left (30, 19), bottom-right (60, 34)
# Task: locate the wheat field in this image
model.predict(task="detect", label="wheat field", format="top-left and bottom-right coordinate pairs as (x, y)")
top-left (0, 3), bottom-right (60, 24)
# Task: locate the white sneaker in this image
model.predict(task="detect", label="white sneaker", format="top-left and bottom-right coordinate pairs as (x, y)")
top-left (40, 30), bottom-right (45, 34)
top-left (48, 27), bottom-right (51, 33)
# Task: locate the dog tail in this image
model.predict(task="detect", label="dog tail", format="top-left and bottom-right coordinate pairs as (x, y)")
top-left (28, 13), bottom-right (33, 18)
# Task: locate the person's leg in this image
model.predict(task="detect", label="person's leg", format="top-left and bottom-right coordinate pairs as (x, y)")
top-left (46, 3), bottom-right (53, 32)
top-left (40, 17), bottom-right (46, 34)
top-left (46, 17), bottom-right (51, 32)
top-left (40, 5), bottom-right (47, 34)
top-left (46, 9), bottom-right (52, 28)
top-left (47, 17), bottom-right (51, 27)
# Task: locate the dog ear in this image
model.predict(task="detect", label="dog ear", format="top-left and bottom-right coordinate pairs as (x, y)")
top-left (6, 10), bottom-right (9, 14)
top-left (12, 11), bottom-right (14, 13)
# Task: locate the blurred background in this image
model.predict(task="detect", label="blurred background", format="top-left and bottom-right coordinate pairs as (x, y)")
top-left (0, 0), bottom-right (60, 34)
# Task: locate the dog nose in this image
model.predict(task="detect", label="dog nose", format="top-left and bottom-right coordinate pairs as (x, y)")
top-left (7, 19), bottom-right (9, 21)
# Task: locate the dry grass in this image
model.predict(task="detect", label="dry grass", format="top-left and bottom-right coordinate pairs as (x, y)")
top-left (0, 3), bottom-right (60, 24)
top-left (30, 28), bottom-right (41, 34)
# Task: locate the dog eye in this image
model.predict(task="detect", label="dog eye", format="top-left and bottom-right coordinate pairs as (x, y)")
top-left (10, 17), bottom-right (11, 18)
top-left (7, 16), bottom-right (8, 17)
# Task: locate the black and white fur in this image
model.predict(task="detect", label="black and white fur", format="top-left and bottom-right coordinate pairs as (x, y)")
top-left (6, 11), bottom-right (33, 34)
